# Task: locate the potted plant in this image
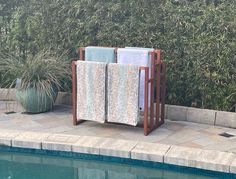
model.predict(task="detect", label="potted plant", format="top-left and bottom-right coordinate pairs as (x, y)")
top-left (0, 51), bottom-right (70, 113)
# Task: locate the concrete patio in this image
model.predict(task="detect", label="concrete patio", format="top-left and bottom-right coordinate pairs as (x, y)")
top-left (2, 101), bottom-right (236, 174)
top-left (1, 101), bottom-right (236, 153)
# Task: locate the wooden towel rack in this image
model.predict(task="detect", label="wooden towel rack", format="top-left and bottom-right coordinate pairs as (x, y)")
top-left (72, 47), bottom-right (167, 136)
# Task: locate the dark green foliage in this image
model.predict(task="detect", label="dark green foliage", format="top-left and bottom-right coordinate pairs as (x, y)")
top-left (0, 0), bottom-right (235, 110)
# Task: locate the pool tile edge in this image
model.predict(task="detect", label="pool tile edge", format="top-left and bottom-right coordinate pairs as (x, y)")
top-left (164, 145), bottom-right (235, 173)
top-left (131, 142), bottom-right (171, 163)
top-left (12, 132), bottom-right (50, 149)
top-left (98, 138), bottom-right (137, 158)
top-left (1, 129), bottom-right (236, 174)
top-left (42, 133), bottom-right (80, 152)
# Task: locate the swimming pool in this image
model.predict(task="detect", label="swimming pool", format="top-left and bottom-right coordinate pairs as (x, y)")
top-left (0, 149), bottom-right (234, 179)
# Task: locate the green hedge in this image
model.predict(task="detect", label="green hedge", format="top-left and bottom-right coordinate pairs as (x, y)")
top-left (0, 0), bottom-right (235, 111)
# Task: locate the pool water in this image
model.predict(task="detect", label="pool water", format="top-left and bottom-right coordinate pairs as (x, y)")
top-left (0, 151), bottom-right (233, 179)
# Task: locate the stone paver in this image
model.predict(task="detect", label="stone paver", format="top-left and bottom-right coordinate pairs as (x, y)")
top-left (187, 107), bottom-right (216, 125)
top-left (0, 130), bottom-right (20, 146)
top-left (2, 104), bottom-right (236, 173)
top-left (196, 149), bottom-right (235, 172)
top-left (166, 105), bottom-right (188, 121)
top-left (12, 132), bottom-right (50, 149)
top-left (99, 138), bottom-right (137, 158)
top-left (216, 111), bottom-right (236, 128)
top-left (164, 146), bottom-right (202, 168)
top-left (164, 146), bottom-right (234, 173)
top-left (42, 134), bottom-right (80, 152)
top-left (230, 158), bottom-right (236, 173)
top-left (1, 105), bottom-right (236, 153)
top-left (131, 142), bottom-right (170, 162)
top-left (72, 136), bottom-right (103, 155)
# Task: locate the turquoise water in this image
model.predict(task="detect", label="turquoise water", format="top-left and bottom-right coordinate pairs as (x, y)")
top-left (0, 151), bottom-right (232, 179)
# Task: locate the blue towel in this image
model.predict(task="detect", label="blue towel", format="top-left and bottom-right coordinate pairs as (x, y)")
top-left (85, 46), bottom-right (115, 63)
top-left (117, 48), bottom-right (152, 111)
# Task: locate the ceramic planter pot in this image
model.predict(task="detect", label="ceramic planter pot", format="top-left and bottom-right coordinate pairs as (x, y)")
top-left (16, 87), bottom-right (58, 113)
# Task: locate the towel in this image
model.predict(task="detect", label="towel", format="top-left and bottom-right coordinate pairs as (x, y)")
top-left (76, 61), bottom-right (106, 123)
top-left (85, 46), bottom-right (116, 63)
top-left (125, 47), bottom-right (154, 51)
top-left (117, 48), bottom-right (152, 111)
top-left (107, 63), bottom-right (140, 126)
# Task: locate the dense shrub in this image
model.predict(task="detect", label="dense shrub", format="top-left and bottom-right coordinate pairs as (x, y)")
top-left (0, 0), bottom-right (235, 111)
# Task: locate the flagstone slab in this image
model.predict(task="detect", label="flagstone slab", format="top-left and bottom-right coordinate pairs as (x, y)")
top-left (131, 142), bottom-right (170, 162)
top-left (42, 134), bottom-right (80, 152)
top-left (167, 105), bottom-right (188, 121)
top-left (187, 107), bottom-right (216, 125)
top-left (164, 146), bottom-right (235, 173)
top-left (99, 138), bottom-right (137, 158)
top-left (215, 111), bottom-right (236, 128)
top-left (72, 136), bottom-right (103, 155)
top-left (0, 130), bottom-right (20, 146)
top-left (12, 132), bottom-right (50, 149)
top-left (229, 157), bottom-right (236, 174)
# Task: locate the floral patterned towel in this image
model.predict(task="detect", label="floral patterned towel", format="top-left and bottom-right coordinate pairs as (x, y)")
top-left (76, 61), bottom-right (106, 123)
top-left (107, 63), bottom-right (140, 126)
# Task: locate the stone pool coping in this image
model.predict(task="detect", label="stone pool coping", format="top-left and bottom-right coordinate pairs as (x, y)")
top-left (1, 129), bottom-right (236, 174)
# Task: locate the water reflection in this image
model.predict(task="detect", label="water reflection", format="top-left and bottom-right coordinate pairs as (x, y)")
top-left (0, 152), bottom-right (219, 179)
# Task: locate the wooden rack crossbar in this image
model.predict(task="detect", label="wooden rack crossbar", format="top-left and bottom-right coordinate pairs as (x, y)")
top-left (72, 47), bottom-right (166, 136)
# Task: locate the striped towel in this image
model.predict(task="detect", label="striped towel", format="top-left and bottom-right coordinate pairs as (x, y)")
top-left (85, 46), bottom-right (115, 63)
top-left (107, 63), bottom-right (140, 126)
top-left (117, 48), bottom-right (152, 111)
top-left (76, 61), bottom-right (106, 123)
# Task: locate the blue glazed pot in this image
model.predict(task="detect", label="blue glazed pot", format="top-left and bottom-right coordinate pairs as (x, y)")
top-left (16, 87), bottom-right (58, 113)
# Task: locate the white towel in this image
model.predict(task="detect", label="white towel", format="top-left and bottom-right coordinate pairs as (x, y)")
top-left (76, 61), bottom-right (106, 123)
top-left (107, 63), bottom-right (140, 126)
top-left (117, 48), bottom-right (152, 111)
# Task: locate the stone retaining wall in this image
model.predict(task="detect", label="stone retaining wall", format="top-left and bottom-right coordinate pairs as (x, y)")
top-left (1, 89), bottom-right (236, 129)
top-left (166, 105), bottom-right (236, 128)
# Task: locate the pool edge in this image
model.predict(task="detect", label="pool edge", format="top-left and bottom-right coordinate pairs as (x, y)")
top-left (0, 129), bottom-right (236, 176)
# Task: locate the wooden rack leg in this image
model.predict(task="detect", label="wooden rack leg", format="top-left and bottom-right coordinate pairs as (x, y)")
top-left (72, 61), bottom-right (77, 125)
top-left (161, 62), bottom-right (167, 124)
top-left (155, 50), bottom-right (161, 127)
top-left (144, 68), bottom-right (149, 136)
top-left (150, 53), bottom-right (155, 129)
top-left (79, 48), bottom-right (85, 61)
top-left (156, 63), bottom-right (161, 126)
